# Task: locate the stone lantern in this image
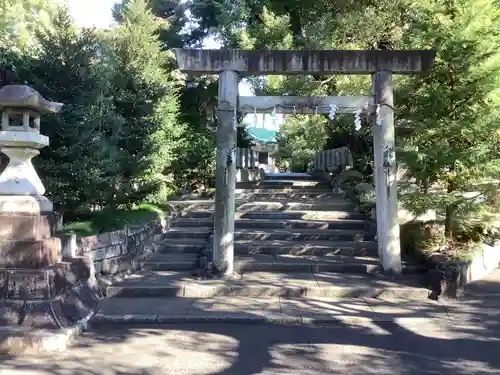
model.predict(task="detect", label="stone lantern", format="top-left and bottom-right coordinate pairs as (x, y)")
top-left (0, 85), bottom-right (62, 212)
top-left (0, 85), bottom-right (101, 342)
top-left (0, 85), bottom-right (63, 268)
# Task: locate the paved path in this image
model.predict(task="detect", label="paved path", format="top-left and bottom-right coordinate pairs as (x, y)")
top-left (0, 317), bottom-right (499, 375)
top-left (1, 272), bottom-right (500, 375)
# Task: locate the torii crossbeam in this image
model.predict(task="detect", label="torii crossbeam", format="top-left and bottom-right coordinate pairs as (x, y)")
top-left (238, 96), bottom-right (373, 114)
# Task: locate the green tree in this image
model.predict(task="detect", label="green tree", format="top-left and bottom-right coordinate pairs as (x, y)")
top-left (0, 0), bottom-right (61, 52)
top-left (113, 0), bottom-right (225, 194)
top-left (186, 0), bottom-right (500, 236)
top-left (277, 115), bottom-right (330, 172)
top-left (169, 76), bottom-right (218, 192)
top-left (397, 0), bottom-right (500, 237)
top-left (108, 0), bottom-right (184, 204)
top-left (17, 7), bottom-right (116, 211)
top-left (185, 0), bottom-right (400, 177)
top-left (113, 0), bottom-right (204, 48)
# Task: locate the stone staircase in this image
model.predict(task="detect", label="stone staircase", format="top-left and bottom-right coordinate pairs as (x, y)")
top-left (95, 173), bottom-right (432, 324)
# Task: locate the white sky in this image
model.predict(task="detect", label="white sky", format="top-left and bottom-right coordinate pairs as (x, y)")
top-left (67, 0), bottom-right (264, 119)
top-left (67, 0), bottom-right (120, 29)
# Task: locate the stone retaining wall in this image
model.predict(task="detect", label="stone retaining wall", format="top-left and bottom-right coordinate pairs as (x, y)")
top-left (58, 216), bottom-right (170, 278)
top-left (427, 241), bottom-right (500, 298)
top-left (460, 242), bottom-right (500, 285)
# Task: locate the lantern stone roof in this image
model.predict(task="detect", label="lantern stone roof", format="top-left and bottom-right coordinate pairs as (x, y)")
top-left (0, 85), bottom-right (63, 114)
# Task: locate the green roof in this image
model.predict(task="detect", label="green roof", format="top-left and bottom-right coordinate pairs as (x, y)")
top-left (247, 127), bottom-right (278, 144)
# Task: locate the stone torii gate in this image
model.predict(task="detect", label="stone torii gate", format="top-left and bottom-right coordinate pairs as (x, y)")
top-left (174, 49), bottom-right (436, 277)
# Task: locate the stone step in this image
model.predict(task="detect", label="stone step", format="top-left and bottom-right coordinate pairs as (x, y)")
top-left (170, 197), bottom-right (350, 207)
top-left (159, 239), bottom-right (376, 257)
top-left (264, 173), bottom-right (324, 181)
top-left (234, 218), bottom-right (368, 230)
top-left (176, 203), bottom-right (214, 211)
top-left (168, 199), bottom-right (215, 206)
top-left (170, 193), bottom-right (344, 202)
top-left (235, 254), bottom-right (382, 274)
top-left (259, 180), bottom-right (330, 187)
top-left (247, 186), bottom-right (332, 192)
top-left (182, 210), bottom-right (214, 219)
top-left (141, 253), bottom-right (198, 271)
top-left (235, 188), bottom-right (333, 194)
top-left (164, 227), bottom-right (213, 239)
top-left (201, 209), bottom-right (374, 220)
top-left (236, 183), bottom-right (331, 192)
top-left (176, 201), bottom-right (357, 213)
top-left (161, 237), bottom-right (208, 245)
top-left (237, 201), bottom-right (356, 212)
top-left (233, 228), bottom-right (370, 241)
top-left (231, 240), bottom-right (377, 256)
top-left (173, 217), bottom-right (368, 230)
top-left (239, 210), bottom-right (366, 220)
top-left (143, 252), bottom-right (386, 274)
top-left (106, 270), bottom-right (430, 299)
top-left (159, 237), bottom-right (208, 253)
top-left (174, 217), bottom-right (214, 227)
top-left (94, 295), bottom-right (445, 325)
top-left (235, 192), bottom-right (343, 200)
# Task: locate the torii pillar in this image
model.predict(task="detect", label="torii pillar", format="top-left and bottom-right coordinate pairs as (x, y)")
top-left (174, 49), bottom-right (436, 276)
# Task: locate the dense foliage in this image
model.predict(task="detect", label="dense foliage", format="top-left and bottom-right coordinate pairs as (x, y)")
top-left (1, 1), bottom-right (186, 212)
top-left (1, 0), bottom-right (499, 241)
top-left (183, 0), bottom-right (500, 238)
top-left (397, 0), bottom-right (500, 236)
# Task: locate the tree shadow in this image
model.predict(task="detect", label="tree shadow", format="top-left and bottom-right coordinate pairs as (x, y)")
top-left (1, 283), bottom-right (500, 375)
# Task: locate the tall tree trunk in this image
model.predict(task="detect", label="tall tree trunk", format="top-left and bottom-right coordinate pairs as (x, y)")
top-left (284, 7), bottom-right (302, 48)
top-left (444, 205), bottom-right (454, 239)
top-left (423, 177), bottom-right (429, 194)
top-left (444, 182), bottom-right (455, 239)
top-left (0, 64), bottom-right (17, 88)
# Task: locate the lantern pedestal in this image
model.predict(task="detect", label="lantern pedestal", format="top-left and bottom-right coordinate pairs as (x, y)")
top-left (0, 195), bottom-right (53, 213)
top-left (0, 130), bottom-right (61, 268)
top-left (0, 85), bottom-right (102, 353)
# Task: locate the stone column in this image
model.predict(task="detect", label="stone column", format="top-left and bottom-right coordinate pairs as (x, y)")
top-left (372, 71), bottom-right (402, 273)
top-left (213, 70), bottom-right (239, 276)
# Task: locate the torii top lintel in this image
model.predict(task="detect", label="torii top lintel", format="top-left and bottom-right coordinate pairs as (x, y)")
top-left (174, 49), bottom-right (436, 76)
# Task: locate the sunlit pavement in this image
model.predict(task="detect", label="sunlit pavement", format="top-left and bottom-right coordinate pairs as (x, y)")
top-left (1, 272), bottom-right (500, 375)
top-left (1, 318), bottom-right (500, 375)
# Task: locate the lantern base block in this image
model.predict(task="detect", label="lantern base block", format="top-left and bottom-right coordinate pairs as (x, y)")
top-left (0, 195), bottom-right (53, 214)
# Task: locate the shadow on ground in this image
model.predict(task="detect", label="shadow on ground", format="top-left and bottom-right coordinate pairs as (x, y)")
top-left (1, 276), bottom-right (500, 375)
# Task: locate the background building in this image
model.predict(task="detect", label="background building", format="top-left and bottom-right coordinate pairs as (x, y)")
top-left (241, 112), bottom-right (284, 170)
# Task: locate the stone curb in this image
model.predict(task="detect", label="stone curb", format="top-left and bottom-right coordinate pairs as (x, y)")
top-left (106, 284), bottom-right (432, 300)
top-left (425, 242), bottom-right (500, 299)
top-left (0, 308), bottom-right (97, 354)
top-left (90, 313), bottom-right (439, 326)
